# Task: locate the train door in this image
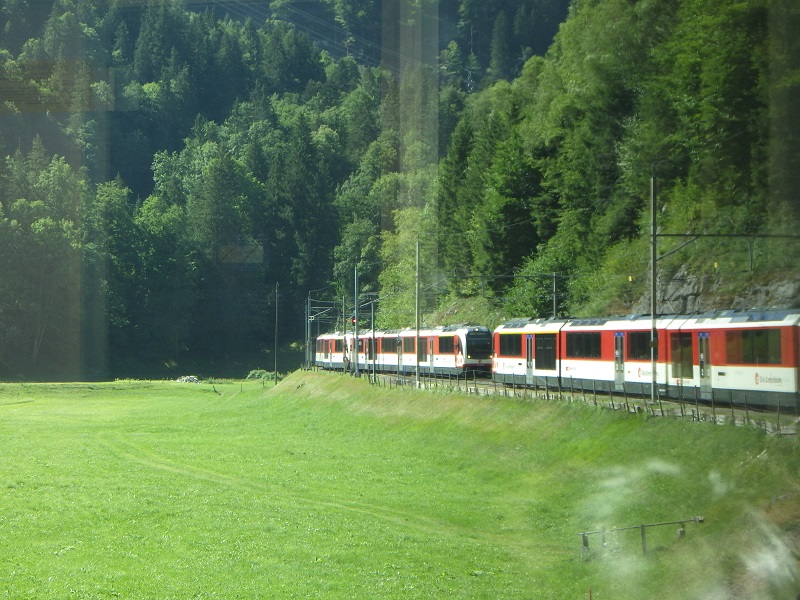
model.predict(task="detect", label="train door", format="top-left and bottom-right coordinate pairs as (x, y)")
top-left (429, 337), bottom-right (435, 373)
top-left (396, 336), bottom-right (403, 375)
top-left (367, 336), bottom-right (376, 375)
top-left (698, 332), bottom-right (711, 400)
top-left (526, 334), bottom-right (534, 384)
top-left (534, 333), bottom-right (557, 387)
top-left (614, 332), bottom-right (625, 391)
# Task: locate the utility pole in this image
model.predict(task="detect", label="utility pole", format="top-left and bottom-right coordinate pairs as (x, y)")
top-left (274, 282), bottom-right (279, 386)
top-left (650, 166), bottom-right (662, 414)
top-left (370, 296), bottom-right (376, 382)
top-left (415, 237), bottom-right (420, 387)
top-left (305, 294), bottom-right (311, 369)
top-left (354, 265), bottom-right (360, 377)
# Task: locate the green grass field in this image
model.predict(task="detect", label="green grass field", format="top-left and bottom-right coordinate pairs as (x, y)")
top-left (0, 372), bottom-right (797, 599)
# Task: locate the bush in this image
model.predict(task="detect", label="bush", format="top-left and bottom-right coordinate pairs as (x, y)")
top-left (246, 369), bottom-right (275, 381)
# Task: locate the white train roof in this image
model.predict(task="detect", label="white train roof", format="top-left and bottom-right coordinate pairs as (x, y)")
top-left (495, 309), bottom-right (800, 333)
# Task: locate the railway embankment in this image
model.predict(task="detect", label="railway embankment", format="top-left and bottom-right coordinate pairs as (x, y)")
top-left (283, 369), bottom-right (800, 599)
top-left (329, 369), bottom-right (798, 436)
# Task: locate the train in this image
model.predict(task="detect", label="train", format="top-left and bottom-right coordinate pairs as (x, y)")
top-left (315, 324), bottom-right (493, 376)
top-left (313, 309), bottom-right (800, 412)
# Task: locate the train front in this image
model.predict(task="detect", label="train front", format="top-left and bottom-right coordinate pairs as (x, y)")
top-left (459, 326), bottom-right (493, 376)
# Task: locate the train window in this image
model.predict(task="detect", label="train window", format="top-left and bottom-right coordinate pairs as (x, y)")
top-left (627, 331), bottom-right (657, 360)
top-left (402, 337), bottom-right (415, 353)
top-left (334, 339), bottom-right (343, 353)
top-left (466, 330), bottom-right (492, 358)
top-left (565, 332), bottom-right (601, 358)
top-left (382, 337), bottom-right (398, 353)
top-left (671, 332), bottom-right (693, 378)
top-left (726, 329), bottom-right (782, 365)
top-left (366, 338), bottom-right (376, 360)
top-left (439, 336), bottom-right (455, 353)
top-left (498, 334), bottom-right (523, 357)
top-left (417, 338), bottom-right (427, 362)
top-left (535, 334), bottom-right (557, 370)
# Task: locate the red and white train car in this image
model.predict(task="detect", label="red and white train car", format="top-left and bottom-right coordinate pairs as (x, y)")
top-left (492, 317), bottom-right (567, 387)
top-left (493, 310), bottom-right (800, 410)
top-left (315, 325), bottom-right (493, 377)
top-left (662, 311), bottom-right (799, 406)
top-left (315, 331), bottom-right (350, 371)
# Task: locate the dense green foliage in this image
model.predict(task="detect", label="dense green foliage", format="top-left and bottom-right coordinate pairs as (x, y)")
top-left (0, 0), bottom-right (796, 378)
top-left (444, 0), bottom-right (799, 319)
top-left (0, 372), bottom-right (797, 598)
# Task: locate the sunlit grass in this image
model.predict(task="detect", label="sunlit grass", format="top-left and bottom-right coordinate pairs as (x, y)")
top-left (0, 374), bottom-right (797, 598)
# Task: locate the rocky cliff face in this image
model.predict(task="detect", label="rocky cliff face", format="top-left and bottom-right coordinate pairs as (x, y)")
top-left (632, 267), bottom-right (800, 315)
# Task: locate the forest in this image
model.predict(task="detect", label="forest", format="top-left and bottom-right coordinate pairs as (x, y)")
top-left (0, 0), bottom-right (797, 379)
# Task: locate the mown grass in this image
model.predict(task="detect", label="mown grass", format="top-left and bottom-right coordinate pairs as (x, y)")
top-left (0, 373), bottom-right (797, 599)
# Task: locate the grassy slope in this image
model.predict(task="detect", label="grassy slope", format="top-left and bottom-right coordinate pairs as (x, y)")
top-left (0, 373), bottom-right (797, 599)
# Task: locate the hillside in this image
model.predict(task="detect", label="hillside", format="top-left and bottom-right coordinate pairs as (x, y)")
top-left (0, 0), bottom-right (797, 379)
top-left (281, 370), bottom-right (800, 598)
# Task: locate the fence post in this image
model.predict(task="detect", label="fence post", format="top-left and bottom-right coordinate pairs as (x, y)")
top-left (744, 395), bottom-right (749, 426)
